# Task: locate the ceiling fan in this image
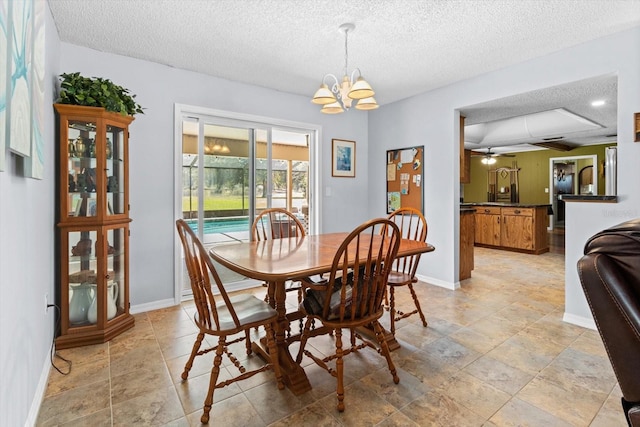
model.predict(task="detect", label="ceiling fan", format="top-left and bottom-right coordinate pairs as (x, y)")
top-left (470, 147), bottom-right (515, 164)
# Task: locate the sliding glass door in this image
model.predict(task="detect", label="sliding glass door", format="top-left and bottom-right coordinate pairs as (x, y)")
top-left (177, 109), bottom-right (315, 297)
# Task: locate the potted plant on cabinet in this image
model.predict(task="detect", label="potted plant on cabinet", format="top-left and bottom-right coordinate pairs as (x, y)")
top-left (56, 72), bottom-right (144, 116)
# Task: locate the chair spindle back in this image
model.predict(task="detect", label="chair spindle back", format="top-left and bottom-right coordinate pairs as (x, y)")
top-left (176, 219), bottom-right (241, 331)
top-left (321, 218), bottom-right (401, 322)
top-left (387, 208), bottom-right (427, 276)
top-left (252, 208), bottom-right (306, 241)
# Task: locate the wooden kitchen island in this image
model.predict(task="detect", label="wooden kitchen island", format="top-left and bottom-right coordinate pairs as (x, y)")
top-left (463, 203), bottom-right (551, 254)
top-left (460, 207), bottom-right (475, 279)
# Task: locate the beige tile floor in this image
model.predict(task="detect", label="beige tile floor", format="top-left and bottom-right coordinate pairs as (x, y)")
top-left (37, 246), bottom-right (627, 426)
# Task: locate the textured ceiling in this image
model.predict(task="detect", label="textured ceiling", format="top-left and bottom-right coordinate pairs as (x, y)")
top-left (48, 0), bottom-right (640, 149)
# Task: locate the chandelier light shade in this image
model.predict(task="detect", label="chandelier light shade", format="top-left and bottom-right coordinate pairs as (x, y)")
top-left (348, 77), bottom-right (375, 99)
top-left (311, 84), bottom-right (336, 105)
top-left (321, 101), bottom-right (344, 114)
top-left (355, 97), bottom-right (379, 110)
top-left (311, 23), bottom-right (379, 114)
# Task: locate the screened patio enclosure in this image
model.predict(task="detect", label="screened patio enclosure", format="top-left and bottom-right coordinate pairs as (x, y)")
top-left (182, 155), bottom-right (309, 223)
top-left (182, 136), bottom-right (310, 239)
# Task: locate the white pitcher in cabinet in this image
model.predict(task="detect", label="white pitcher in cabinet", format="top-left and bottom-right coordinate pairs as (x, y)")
top-left (87, 281), bottom-right (119, 324)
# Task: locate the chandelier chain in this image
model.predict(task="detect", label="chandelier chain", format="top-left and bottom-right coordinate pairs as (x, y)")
top-left (343, 28), bottom-right (349, 77)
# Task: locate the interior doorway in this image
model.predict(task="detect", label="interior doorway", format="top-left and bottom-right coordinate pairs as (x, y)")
top-left (549, 155), bottom-right (597, 229)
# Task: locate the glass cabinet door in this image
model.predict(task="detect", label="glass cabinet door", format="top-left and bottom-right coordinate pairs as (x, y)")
top-left (104, 225), bottom-right (127, 321)
top-left (65, 119), bottom-right (98, 220)
top-left (65, 226), bottom-right (128, 328)
top-left (66, 228), bottom-right (99, 326)
top-left (106, 124), bottom-right (126, 217)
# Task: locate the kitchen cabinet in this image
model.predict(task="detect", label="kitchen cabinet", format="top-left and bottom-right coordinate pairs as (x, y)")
top-left (474, 207), bottom-right (501, 246)
top-left (55, 104), bottom-right (135, 349)
top-left (473, 205), bottom-right (549, 254)
top-left (501, 207), bottom-right (534, 250)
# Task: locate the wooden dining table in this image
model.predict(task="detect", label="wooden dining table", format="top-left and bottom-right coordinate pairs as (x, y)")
top-left (209, 232), bottom-right (434, 395)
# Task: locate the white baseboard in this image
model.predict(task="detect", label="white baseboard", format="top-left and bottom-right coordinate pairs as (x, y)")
top-left (130, 298), bottom-right (177, 315)
top-left (27, 350), bottom-right (53, 427)
top-left (563, 312), bottom-right (596, 330)
top-left (131, 280), bottom-right (262, 315)
top-left (415, 273), bottom-right (458, 290)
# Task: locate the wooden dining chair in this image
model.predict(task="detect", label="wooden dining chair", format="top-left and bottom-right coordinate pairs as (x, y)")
top-left (252, 207), bottom-right (306, 241)
top-left (296, 218), bottom-right (401, 412)
top-left (175, 219), bottom-right (283, 424)
top-left (386, 207), bottom-right (428, 335)
top-left (252, 208), bottom-right (306, 305)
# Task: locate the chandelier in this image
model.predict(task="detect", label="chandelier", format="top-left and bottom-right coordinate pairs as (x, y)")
top-left (204, 139), bottom-right (230, 154)
top-left (311, 23), bottom-right (378, 114)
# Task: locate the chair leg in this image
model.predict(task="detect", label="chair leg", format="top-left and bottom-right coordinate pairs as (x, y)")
top-left (389, 286), bottom-right (397, 336)
top-left (408, 283), bottom-right (428, 327)
top-left (296, 317), bottom-right (314, 363)
top-left (182, 332), bottom-right (205, 380)
top-left (334, 328), bottom-right (345, 412)
top-left (201, 337), bottom-right (225, 424)
top-left (297, 288), bottom-right (304, 334)
top-left (257, 283), bottom-right (270, 331)
top-left (244, 329), bottom-right (252, 355)
top-left (372, 320), bottom-right (399, 384)
top-left (265, 322), bottom-right (284, 390)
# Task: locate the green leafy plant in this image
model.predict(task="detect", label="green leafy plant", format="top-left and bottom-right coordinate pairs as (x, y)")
top-left (57, 72), bottom-right (144, 116)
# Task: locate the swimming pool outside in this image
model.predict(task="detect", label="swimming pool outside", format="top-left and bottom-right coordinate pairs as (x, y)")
top-left (186, 217), bottom-right (249, 234)
top-left (186, 212), bottom-right (307, 235)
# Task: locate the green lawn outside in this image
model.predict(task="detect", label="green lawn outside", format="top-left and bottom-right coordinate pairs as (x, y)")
top-left (182, 195), bottom-right (304, 212)
top-left (182, 196), bottom-right (252, 211)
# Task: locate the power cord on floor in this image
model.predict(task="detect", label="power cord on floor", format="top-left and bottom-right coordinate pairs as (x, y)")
top-left (48, 304), bottom-right (72, 375)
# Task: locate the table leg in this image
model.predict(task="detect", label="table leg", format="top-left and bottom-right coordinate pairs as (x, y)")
top-left (252, 279), bottom-right (311, 395)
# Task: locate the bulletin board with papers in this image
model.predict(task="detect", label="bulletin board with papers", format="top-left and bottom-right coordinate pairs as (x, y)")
top-left (386, 146), bottom-right (424, 213)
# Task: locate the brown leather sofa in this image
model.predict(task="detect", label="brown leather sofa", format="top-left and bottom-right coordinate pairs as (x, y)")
top-left (577, 218), bottom-right (640, 427)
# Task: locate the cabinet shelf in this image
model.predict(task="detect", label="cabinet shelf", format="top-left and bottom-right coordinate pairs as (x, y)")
top-left (55, 104), bottom-right (135, 349)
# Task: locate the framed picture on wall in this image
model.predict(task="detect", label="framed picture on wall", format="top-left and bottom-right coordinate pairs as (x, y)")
top-left (332, 138), bottom-right (355, 177)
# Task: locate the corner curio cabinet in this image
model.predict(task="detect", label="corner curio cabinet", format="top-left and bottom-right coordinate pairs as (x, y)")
top-left (55, 104), bottom-right (135, 349)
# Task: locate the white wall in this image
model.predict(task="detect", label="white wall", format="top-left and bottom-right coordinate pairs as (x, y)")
top-left (0, 3), bottom-right (59, 425)
top-left (369, 26), bottom-right (640, 314)
top-left (369, 94), bottom-right (460, 288)
top-left (58, 44), bottom-right (372, 307)
top-left (563, 202), bottom-right (640, 328)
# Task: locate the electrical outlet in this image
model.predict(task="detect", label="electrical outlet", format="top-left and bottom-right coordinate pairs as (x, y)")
top-left (45, 293), bottom-right (49, 314)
